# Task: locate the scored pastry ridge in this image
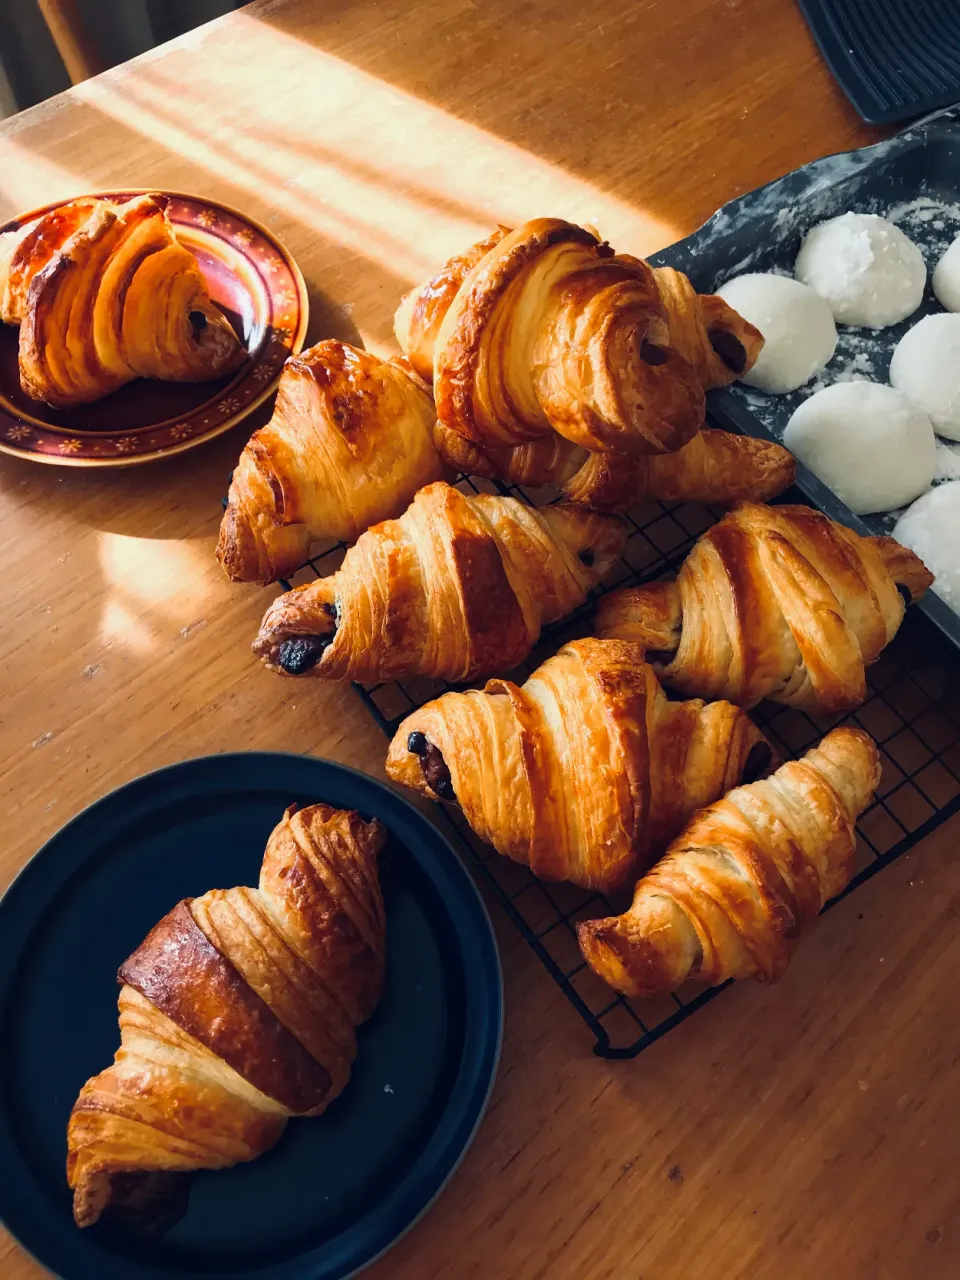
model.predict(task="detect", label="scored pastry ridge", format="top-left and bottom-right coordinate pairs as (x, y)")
top-left (218, 341), bottom-right (444, 584)
top-left (595, 501), bottom-right (934, 713)
top-left (66, 803), bottom-right (386, 1231)
top-left (0, 194), bottom-right (245, 408)
top-left (577, 726), bottom-right (881, 996)
top-left (253, 481), bottom-right (626, 683)
top-left (386, 636), bottom-right (773, 893)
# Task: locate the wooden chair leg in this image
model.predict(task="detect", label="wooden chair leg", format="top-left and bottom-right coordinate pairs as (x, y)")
top-left (37, 0), bottom-right (106, 84)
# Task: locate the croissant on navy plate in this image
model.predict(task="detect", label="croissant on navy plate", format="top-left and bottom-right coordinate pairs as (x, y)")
top-left (578, 727), bottom-right (880, 995)
top-left (218, 341), bottom-right (446, 583)
top-left (253, 481), bottom-right (626, 683)
top-left (67, 803), bottom-right (386, 1231)
top-left (0, 194), bottom-right (245, 407)
top-left (385, 636), bottom-right (773, 893)
top-left (595, 501), bottom-right (934, 714)
top-left (394, 218), bottom-right (763, 456)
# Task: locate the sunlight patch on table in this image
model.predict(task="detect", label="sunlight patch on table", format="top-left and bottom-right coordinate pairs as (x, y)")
top-left (97, 532), bottom-right (211, 652)
top-left (71, 14), bottom-right (676, 284)
top-left (0, 142), bottom-right (83, 223)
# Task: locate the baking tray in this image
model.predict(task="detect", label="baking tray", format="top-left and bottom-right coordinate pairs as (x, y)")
top-left (649, 103), bottom-right (960, 649)
top-left (797, 0), bottom-right (960, 126)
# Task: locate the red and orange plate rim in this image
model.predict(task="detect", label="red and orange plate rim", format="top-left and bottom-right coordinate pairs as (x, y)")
top-left (0, 189), bottom-right (309, 468)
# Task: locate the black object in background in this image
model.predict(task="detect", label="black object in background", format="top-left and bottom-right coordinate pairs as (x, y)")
top-left (798, 0), bottom-right (960, 124)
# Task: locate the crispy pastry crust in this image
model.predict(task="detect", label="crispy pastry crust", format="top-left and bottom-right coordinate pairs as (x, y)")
top-left (595, 502), bottom-right (934, 712)
top-left (397, 217), bottom-right (706, 456)
top-left (66, 804), bottom-right (386, 1230)
top-left (385, 637), bottom-right (772, 892)
top-left (217, 342), bottom-right (445, 583)
top-left (577, 727), bottom-right (880, 995)
top-left (0, 194), bottom-right (244, 407)
top-left (433, 425), bottom-right (795, 511)
top-left (253, 481), bottom-right (626, 682)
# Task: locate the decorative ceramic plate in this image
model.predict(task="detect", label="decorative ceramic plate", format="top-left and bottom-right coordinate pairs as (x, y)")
top-left (0, 753), bottom-right (503, 1280)
top-left (0, 191), bottom-right (308, 467)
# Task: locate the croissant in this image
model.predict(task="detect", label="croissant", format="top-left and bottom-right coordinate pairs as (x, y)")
top-left (66, 802), bottom-right (386, 1231)
top-left (0, 194), bottom-right (244, 407)
top-left (595, 501), bottom-right (934, 713)
top-left (218, 342), bottom-right (445, 583)
top-left (651, 265), bottom-right (764, 390)
top-left (577, 726), bottom-right (880, 995)
top-left (385, 637), bottom-right (772, 892)
top-left (395, 217), bottom-right (706, 456)
top-left (253, 481), bottom-right (626, 682)
top-left (433, 424), bottom-right (795, 511)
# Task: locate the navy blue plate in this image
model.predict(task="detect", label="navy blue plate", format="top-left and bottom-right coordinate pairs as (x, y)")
top-left (0, 753), bottom-right (503, 1279)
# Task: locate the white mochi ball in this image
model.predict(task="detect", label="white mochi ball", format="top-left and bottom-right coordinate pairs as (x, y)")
top-left (932, 235), bottom-right (960, 311)
top-left (715, 273), bottom-right (837, 394)
top-left (783, 382), bottom-right (936, 514)
top-left (794, 212), bottom-right (926, 327)
top-left (889, 313), bottom-right (960, 441)
top-left (893, 482), bottom-right (960, 613)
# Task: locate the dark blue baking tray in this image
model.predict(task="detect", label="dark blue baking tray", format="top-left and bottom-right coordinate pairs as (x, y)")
top-left (0, 753), bottom-right (503, 1280)
top-left (797, 0), bottom-right (960, 125)
top-left (650, 103), bottom-right (960, 651)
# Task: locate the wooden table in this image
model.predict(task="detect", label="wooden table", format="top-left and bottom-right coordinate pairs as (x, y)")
top-left (2, 0), bottom-right (958, 1276)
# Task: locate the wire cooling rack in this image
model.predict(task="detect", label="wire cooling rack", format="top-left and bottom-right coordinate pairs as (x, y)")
top-left (273, 465), bottom-right (960, 1059)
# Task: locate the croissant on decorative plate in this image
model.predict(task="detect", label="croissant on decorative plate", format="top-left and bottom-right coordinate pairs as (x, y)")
top-left (395, 219), bottom-right (763, 457)
top-left (67, 803), bottom-right (386, 1231)
top-left (253, 481), bottom-right (625, 683)
top-left (595, 501), bottom-right (934, 713)
top-left (395, 218), bottom-right (706, 456)
top-left (433, 424), bottom-right (795, 511)
top-left (218, 341), bottom-right (446, 583)
top-left (385, 637), bottom-right (772, 892)
top-left (577, 727), bottom-right (879, 995)
top-left (0, 194), bottom-right (245, 407)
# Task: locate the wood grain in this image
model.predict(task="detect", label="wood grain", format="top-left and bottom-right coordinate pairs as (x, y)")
top-left (2, 1), bottom-right (958, 1277)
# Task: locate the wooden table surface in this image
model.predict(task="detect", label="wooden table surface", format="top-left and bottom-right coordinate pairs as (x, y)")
top-left (2, 0), bottom-right (959, 1276)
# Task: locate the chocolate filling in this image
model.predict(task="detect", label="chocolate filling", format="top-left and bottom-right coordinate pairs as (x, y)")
top-left (578, 548), bottom-right (595, 567)
top-left (189, 309), bottom-right (208, 334)
top-left (646, 650), bottom-right (675, 667)
top-left (639, 341), bottom-right (669, 366)
top-left (897, 583), bottom-right (912, 607)
top-left (742, 740), bottom-right (774, 784)
top-left (278, 635), bottom-right (333, 674)
top-left (407, 733), bottom-right (456, 801)
top-left (708, 328), bottom-right (747, 375)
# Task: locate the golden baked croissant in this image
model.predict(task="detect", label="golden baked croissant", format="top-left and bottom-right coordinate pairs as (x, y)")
top-left (218, 342), bottom-right (445, 583)
top-left (0, 194), bottom-right (244, 407)
top-left (577, 727), bottom-right (879, 995)
top-left (395, 218), bottom-right (706, 456)
top-left (385, 637), bottom-right (772, 892)
top-left (433, 424), bottom-right (795, 511)
top-left (651, 265), bottom-right (764, 390)
top-left (253, 481), bottom-right (626, 683)
top-left (67, 803), bottom-right (385, 1230)
top-left (595, 501), bottom-right (934, 713)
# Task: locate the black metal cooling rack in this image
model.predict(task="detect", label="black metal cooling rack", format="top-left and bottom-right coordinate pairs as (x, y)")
top-left (274, 467), bottom-right (960, 1059)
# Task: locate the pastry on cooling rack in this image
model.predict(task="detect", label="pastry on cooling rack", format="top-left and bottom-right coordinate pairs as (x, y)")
top-left (433, 424), bottom-right (795, 511)
top-left (395, 218), bottom-right (763, 458)
top-left (253, 481), bottom-right (625, 683)
top-left (395, 218), bottom-right (705, 456)
top-left (595, 501), bottom-right (934, 714)
top-left (577, 727), bottom-right (879, 995)
top-left (218, 342), bottom-right (445, 583)
top-left (67, 804), bottom-right (385, 1231)
top-left (385, 636), bottom-right (772, 893)
top-left (0, 194), bottom-right (245, 408)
